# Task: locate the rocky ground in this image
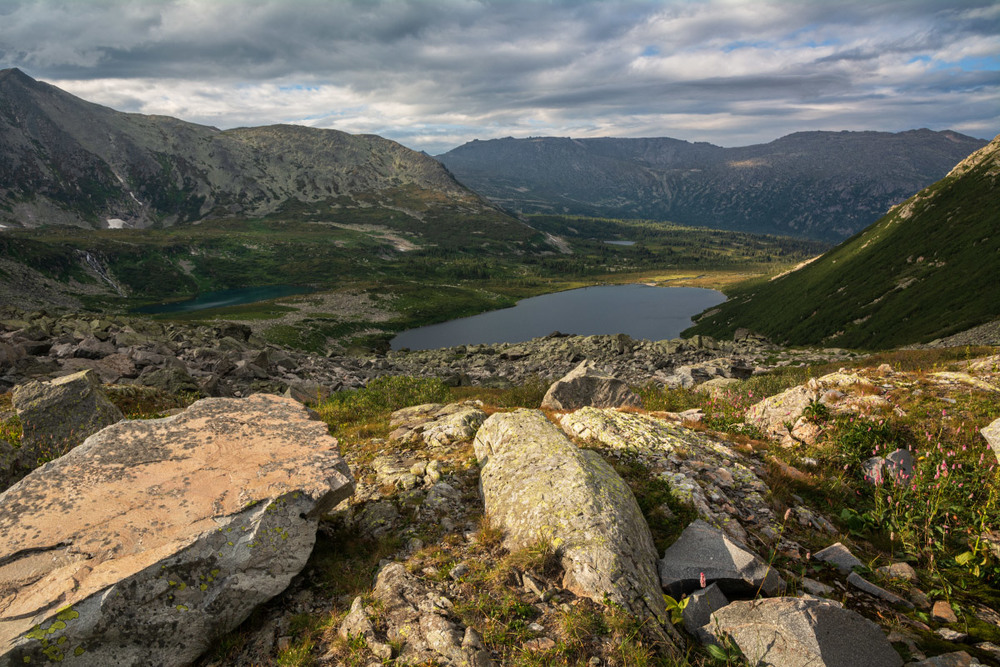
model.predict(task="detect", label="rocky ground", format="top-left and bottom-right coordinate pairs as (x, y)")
top-left (0, 305), bottom-right (860, 401)
top-left (3, 304), bottom-right (1000, 666)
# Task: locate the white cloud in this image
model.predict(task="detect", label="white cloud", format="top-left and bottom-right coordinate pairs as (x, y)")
top-left (1, 0), bottom-right (995, 153)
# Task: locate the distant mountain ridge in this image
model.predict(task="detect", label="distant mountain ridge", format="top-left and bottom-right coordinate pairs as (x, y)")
top-left (438, 130), bottom-right (987, 241)
top-left (685, 133), bottom-right (1000, 349)
top-left (0, 68), bottom-right (518, 238)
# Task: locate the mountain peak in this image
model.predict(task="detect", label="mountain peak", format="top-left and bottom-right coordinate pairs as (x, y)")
top-left (0, 74), bottom-right (521, 236)
top-left (0, 67), bottom-right (36, 87)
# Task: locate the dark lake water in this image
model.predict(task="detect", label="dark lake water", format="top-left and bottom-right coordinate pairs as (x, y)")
top-left (391, 284), bottom-right (726, 350)
top-left (134, 285), bottom-right (314, 314)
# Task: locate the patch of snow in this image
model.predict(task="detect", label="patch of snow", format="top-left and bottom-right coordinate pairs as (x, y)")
top-left (106, 218), bottom-right (128, 229)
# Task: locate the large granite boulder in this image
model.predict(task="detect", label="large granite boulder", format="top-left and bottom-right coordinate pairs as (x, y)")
top-left (659, 519), bottom-right (784, 598)
top-left (9, 370), bottom-right (123, 484)
top-left (540, 360), bottom-right (641, 410)
top-left (0, 393), bottom-right (354, 667)
top-left (473, 409), bottom-right (680, 653)
top-left (705, 597), bottom-right (902, 667)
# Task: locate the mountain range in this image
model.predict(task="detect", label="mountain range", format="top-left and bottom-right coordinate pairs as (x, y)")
top-left (438, 131), bottom-right (986, 241)
top-left (685, 133), bottom-right (1000, 349)
top-left (0, 68), bottom-right (528, 246)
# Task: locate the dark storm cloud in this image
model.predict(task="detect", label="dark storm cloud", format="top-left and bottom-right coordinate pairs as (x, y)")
top-left (0, 0), bottom-right (996, 153)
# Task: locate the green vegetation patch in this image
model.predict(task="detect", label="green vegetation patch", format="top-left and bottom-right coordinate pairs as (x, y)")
top-left (686, 155), bottom-right (1000, 349)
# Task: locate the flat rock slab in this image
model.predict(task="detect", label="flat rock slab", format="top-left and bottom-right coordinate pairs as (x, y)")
top-left (706, 597), bottom-right (903, 667)
top-left (473, 409), bottom-right (675, 647)
top-left (847, 572), bottom-right (914, 609)
top-left (660, 519), bottom-right (784, 598)
top-left (540, 360), bottom-right (641, 410)
top-left (0, 394), bottom-right (354, 667)
top-left (814, 542), bottom-right (864, 574)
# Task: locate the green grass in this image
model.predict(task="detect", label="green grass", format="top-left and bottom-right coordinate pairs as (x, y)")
top-left (686, 150), bottom-right (1000, 349)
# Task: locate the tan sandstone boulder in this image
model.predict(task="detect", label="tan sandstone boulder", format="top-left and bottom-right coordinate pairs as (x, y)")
top-left (0, 393), bottom-right (353, 667)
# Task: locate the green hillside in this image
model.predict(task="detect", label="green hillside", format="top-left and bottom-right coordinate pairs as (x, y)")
top-left (685, 135), bottom-right (1000, 349)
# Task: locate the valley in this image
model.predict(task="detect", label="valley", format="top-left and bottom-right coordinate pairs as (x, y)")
top-left (2, 64), bottom-right (1000, 667)
top-left (0, 212), bottom-right (825, 354)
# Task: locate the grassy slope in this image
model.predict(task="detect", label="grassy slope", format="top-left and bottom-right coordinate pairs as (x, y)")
top-left (686, 137), bottom-right (1000, 349)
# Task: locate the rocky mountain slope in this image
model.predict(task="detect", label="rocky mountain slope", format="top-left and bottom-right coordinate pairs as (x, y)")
top-left (687, 133), bottom-right (1000, 350)
top-left (0, 68), bottom-right (523, 238)
top-left (438, 131), bottom-right (987, 241)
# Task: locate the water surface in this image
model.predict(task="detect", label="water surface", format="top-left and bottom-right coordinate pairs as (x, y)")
top-left (391, 284), bottom-right (725, 350)
top-left (134, 285), bottom-right (314, 314)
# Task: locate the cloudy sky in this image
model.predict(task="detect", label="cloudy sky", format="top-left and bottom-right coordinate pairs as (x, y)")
top-left (1, 0), bottom-right (998, 154)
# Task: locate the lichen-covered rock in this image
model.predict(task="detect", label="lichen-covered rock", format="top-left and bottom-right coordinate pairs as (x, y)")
top-left (389, 401), bottom-right (487, 447)
top-left (745, 372), bottom-right (880, 441)
top-left (9, 370), bottom-right (123, 486)
top-left (0, 393), bottom-right (354, 667)
top-left (660, 520), bottom-right (784, 598)
top-left (559, 407), bottom-right (781, 545)
top-left (540, 360), bottom-right (641, 410)
top-left (372, 562), bottom-right (480, 666)
top-left (705, 597), bottom-right (903, 667)
top-left (473, 409), bottom-right (680, 652)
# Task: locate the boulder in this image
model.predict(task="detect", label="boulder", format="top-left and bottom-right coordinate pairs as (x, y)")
top-left (138, 365), bottom-right (200, 395)
top-left (74, 335), bottom-right (116, 360)
top-left (540, 360), bottom-right (641, 410)
top-left (389, 402), bottom-right (487, 447)
top-left (282, 380), bottom-right (333, 404)
top-left (847, 572), bottom-right (914, 608)
top-left (813, 542), bottom-right (864, 574)
top-left (746, 372), bottom-right (878, 440)
top-left (877, 562), bottom-right (919, 583)
top-left (10, 370), bottom-right (123, 483)
top-left (863, 449), bottom-right (914, 485)
top-left (682, 583), bottom-right (729, 637)
top-left (907, 651), bottom-right (976, 667)
top-left (705, 597), bottom-right (903, 667)
top-left (932, 600), bottom-right (959, 624)
top-left (558, 407), bottom-right (779, 544)
top-left (473, 409), bottom-right (679, 651)
top-left (0, 393), bottom-right (354, 667)
top-left (982, 417), bottom-right (1000, 464)
top-left (659, 519), bottom-right (784, 598)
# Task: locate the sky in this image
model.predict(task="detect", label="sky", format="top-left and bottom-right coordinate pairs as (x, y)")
top-left (1, 0), bottom-right (998, 155)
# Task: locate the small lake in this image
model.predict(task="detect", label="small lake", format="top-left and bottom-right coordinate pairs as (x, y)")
top-left (391, 284), bottom-right (726, 350)
top-left (134, 285), bottom-right (314, 314)
top-left (604, 240), bottom-right (636, 246)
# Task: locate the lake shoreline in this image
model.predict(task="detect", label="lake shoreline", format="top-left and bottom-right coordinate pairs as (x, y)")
top-left (390, 283), bottom-right (726, 351)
